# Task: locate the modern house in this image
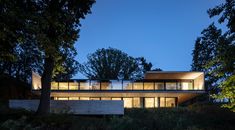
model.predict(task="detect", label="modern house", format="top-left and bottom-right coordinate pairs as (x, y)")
top-left (32, 71), bottom-right (205, 108)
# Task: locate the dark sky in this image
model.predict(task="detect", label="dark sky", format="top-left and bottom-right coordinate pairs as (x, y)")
top-left (74, 0), bottom-right (225, 79)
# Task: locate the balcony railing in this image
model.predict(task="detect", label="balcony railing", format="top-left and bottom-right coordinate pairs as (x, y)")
top-left (43, 79), bottom-right (204, 91)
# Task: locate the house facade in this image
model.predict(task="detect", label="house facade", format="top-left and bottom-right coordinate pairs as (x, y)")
top-left (32, 71), bottom-right (205, 108)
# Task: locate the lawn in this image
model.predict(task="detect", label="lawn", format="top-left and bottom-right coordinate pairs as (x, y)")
top-left (0, 103), bottom-right (235, 130)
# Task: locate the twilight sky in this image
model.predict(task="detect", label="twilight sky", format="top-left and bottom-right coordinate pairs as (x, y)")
top-left (74, 0), bottom-right (225, 79)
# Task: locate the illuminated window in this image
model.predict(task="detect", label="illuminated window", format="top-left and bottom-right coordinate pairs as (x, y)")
top-left (111, 80), bottom-right (122, 90)
top-left (133, 98), bottom-right (141, 108)
top-left (166, 82), bottom-right (177, 90)
top-left (51, 82), bottom-right (58, 90)
top-left (123, 98), bottom-right (133, 108)
top-left (180, 82), bottom-right (193, 90)
top-left (160, 97), bottom-right (165, 107)
top-left (80, 81), bottom-right (90, 90)
top-left (90, 97), bottom-right (100, 100)
top-left (80, 97), bottom-right (89, 100)
top-left (155, 82), bottom-right (164, 90)
top-left (69, 82), bottom-right (78, 90)
top-left (165, 98), bottom-right (176, 107)
top-left (133, 82), bottom-right (143, 90)
top-left (57, 97), bottom-right (68, 100)
top-left (90, 80), bottom-right (100, 90)
top-left (69, 97), bottom-right (79, 100)
top-left (123, 81), bottom-right (132, 90)
top-left (155, 97), bottom-right (159, 108)
top-left (101, 82), bottom-right (111, 90)
top-left (144, 82), bottom-right (154, 90)
top-left (112, 98), bottom-right (122, 100)
top-left (101, 97), bottom-right (111, 100)
top-left (144, 98), bottom-right (154, 108)
top-left (59, 82), bottom-right (68, 90)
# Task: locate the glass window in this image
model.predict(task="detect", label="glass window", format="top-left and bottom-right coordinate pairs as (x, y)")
top-left (51, 82), bottom-right (58, 90)
top-left (111, 80), bottom-right (122, 90)
top-left (160, 97), bottom-right (165, 107)
top-left (69, 82), bottom-right (78, 90)
top-left (144, 98), bottom-right (154, 108)
top-left (101, 97), bottom-right (111, 100)
top-left (155, 82), bottom-right (164, 90)
top-left (59, 82), bottom-right (68, 90)
top-left (112, 98), bottom-right (122, 100)
top-left (57, 97), bottom-right (68, 100)
top-left (90, 97), bottom-right (100, 100)
top-left (123, 81), bottom-right (132, 90)
top-left (180, 82), bottom-right (193, 90)
top-left (165, 98), bottom-right (176, 107)
top-left (90, 80), bottom-right (100, 90)
top-left (80, 80), bottom-right (90, 90)
top-left (133, 98), bottom-right (141, 108)
top-left (144, 82), bottom-right (154, 90)
top-left (123, 98), bottom-right (133, 108)
top-left (155, 97), bottom-right (159, 108)
top-left (80, 97), bottom-right (89, 100)
top-left (166, 82), bottom-right (177, 90)
top-left (69, 97), bottom-right (79, 100)
top-left (101, 81), bottom-right (111, 90)
top-left (133, 82), bottom-right (143, 90)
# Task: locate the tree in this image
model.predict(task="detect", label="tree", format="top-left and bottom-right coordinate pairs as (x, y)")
top-left (78, 48), bottom-right (154, 79)
top-left (0, 0), bottom-right (95, 115)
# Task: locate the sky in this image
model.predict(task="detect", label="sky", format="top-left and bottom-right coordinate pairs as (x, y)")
top-left (73, 0), bottom-right (225, 79)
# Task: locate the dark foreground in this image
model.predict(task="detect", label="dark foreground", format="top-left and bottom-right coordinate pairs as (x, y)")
top-left (0, 103), bottom-right (235, 130)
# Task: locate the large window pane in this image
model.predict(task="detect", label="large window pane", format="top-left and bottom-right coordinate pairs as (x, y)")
top-left (160, 97), bottom-right (165, 107)
top-left (165, 98), bottom-right (176, 107)
top-left (133, 82), bottom-right (143, 90)
top-left (111, 80), bottom-right (122, 90)
top-left (57, 97), bottom-right (68, 100)
top-left (155, 82), bottom-right (164, 90)
top-left (101, 81), bottom-right (111, 90)
top-left (144, 82), bottom-right (154, 90)
top-left (144, 98), bottom-right (154, 108)
top-left (59, 82), bottom-right (68, 90)
top-left (166, 82), bottom-right (177, 90)
top-left (80, 97), bottom-right (89, 100)
top-left (90, 80), bottom-right (100, 90)
top-left (69, 97), bottom-right (79, 100)
top-left (133, 98), bottom-right (141, 108)
top-left (123, 81), bottom-right (132, 90)
top-left (80, 80), bottom-right (90, 90)
top-left (123, 98), bottom-right (133, 108)
top-left (69, 82), bottom-right (78, 90)
top-left (180, 82), bottom-right (193, 90)
top-left (51, 82), bottom-right (58, 90)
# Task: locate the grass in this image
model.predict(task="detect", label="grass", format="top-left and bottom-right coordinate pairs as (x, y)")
top-left (0, 103), bottom-right (235, 130)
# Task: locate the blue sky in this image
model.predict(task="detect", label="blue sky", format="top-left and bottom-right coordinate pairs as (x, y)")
top-left (74, 0), bottom-right (225, 79)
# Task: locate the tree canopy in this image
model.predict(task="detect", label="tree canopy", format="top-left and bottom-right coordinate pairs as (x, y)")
top-left (78, 47), bottom-right (158, 80)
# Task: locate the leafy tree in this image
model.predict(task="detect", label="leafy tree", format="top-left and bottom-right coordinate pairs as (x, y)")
top-left (79, 48), bottom-right (154, 79)
top-left (0, 0), bottom-right (95, 115)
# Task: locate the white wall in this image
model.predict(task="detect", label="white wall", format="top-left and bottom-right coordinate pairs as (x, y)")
top-left (9, 100), bottom-right (124, 115)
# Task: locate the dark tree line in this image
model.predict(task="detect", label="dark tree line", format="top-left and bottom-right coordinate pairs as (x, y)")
top-left (192, 0), bottom-right (235, 111)
top-left (79, 47), bottom-right (161, 80)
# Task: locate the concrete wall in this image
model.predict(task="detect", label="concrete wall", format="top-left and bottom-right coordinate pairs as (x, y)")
top-left (9, 100), bottom-right (124, 115)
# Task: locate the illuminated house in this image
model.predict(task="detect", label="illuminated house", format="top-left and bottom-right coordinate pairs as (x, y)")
top-left (32, 71), bottom-right (205, 108)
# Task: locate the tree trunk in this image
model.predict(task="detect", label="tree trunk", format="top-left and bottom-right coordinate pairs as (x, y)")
top-left (36, 56), bottom-right (54, 115)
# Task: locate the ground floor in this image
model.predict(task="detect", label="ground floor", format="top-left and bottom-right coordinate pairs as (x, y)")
top-left (53, 96), bottom-right (177, 108)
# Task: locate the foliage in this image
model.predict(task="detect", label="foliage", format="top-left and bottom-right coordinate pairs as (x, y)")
top-left (192, 0), bottom-right (235, 111)
top-left (79, 47), bottom-right (154, 79)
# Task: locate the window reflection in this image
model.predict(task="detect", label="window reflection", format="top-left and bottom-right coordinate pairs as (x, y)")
top-left (123, 98), bottom-right (132, 108)
top-left (144, 82), bottom-right (154, 90)
top-left (80, 81), bottom-right (90, 90)
top-left (101, 81), bottom-right (111, 90)
top-left (166, 82), bottom-right (177, 90)
top-left (155, 82), bottom-right (164, 90)
top-left (69, 82), bottom-right (78, 90)
top-left (123, 81), bottom-right (132, 90)
top-left (145, 98), bottom-right (154, 108)
top-left (90, 80), bottom-right (100, 90)
top-left (133, 82), bottom-right (143, 90)
top-left (59, 82), bottom-right (68, 90)
top-left (111, 80), bottom-right (122, 90)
